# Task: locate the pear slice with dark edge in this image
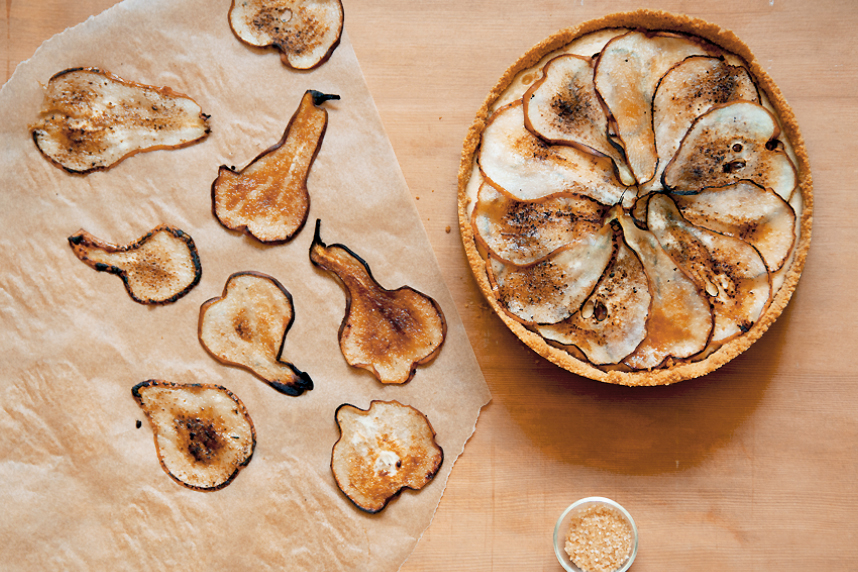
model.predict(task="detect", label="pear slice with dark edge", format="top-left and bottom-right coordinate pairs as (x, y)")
top-left (478, 101), bottom-right (631, 207)
top-left (229, 0), bottom-right (344, 70)
top-left (132, 380), bottom-right (256, 492)
top-left (212, 90), bottom-right (339, 243)
top-left (331, 400), bottom-right (443, 514)
top-left (671, 180), bottom-right (797, 272)
top-left (523, 54), bottom-right (635, 186)
top-left (309, 220), bottom-right (446, 385)
top-left (67, 225), bottom-right (201, 305)
top-left (199, 272), bottom-right (313, 396)
top-left (594, 31), bottom-right (713, 185)
top-left (647, 193), bottom-right (771, 344)
top-left (471, 182), bottom-right (609, 266)
top-left (31, 68), bottom-right (210, 174)
top-left (616, 208), bottom-right (713, 370)
top-left (486, 223), bottom-right (614, 325)
top-left (663, 101), bottom-right (798, 200)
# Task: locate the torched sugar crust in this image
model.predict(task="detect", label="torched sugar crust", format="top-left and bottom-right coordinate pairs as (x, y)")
top-left (458, 9), bottom-right (812, 386)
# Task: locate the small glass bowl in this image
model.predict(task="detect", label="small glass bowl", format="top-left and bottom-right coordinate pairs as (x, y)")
top-left (553, 497), bottom-right (638, 572)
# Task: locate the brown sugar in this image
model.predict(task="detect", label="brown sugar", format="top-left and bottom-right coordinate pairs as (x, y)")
top-left (564, 505), bottom-right (633, 572)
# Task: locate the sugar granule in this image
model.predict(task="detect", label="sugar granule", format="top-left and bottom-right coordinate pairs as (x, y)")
top-left (564, 505), bottom-right (633, 572)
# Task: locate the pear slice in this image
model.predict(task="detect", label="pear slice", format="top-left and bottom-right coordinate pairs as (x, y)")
top-left (663, 101), bottom-right (798, 200)
top-left (212, 90), bottom-right (339, 243)
top-left (647, 194), bottom-right (771, 344)
top-left (487, 223), bottom-right (614, 325)
top-left (523, 54), bottom-right (635, 186)
top-left (471, 182), bottom-right (608, 266)
top-left (332, 400), bottom-right (443, 513)
top-left (31, 67), bottom-right (210, 174)
top-left (132, 380), bottom-right (256, 491)
top-left (309, 220), bottom-right (446, 385)
top-left (199, 272), bottom-right (313, 396)
top-left (671, 181), bottom-right (796, 272)
top-left (478, 101), bottom-right (630, 207)
top-left (67, 225), bottom-right (201, 305)
top-left (616, 209), bottom-right (713, 370)
top-left (228, 0), bottom-right (344, 70)
top-left (594, 31), bottom-right (712, 184)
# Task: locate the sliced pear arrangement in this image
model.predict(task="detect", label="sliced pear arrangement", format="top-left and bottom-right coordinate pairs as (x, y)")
top-left (199, 271), bottom-right (313, 396)
top-left (132, 380), bottom-right (256, 491)
top-left (331, 400), bottom-right (443, 513)
top-left (67, 225), bottom-right (201, 305)
top-left (229, 0), bottom-right (344, 70)
top-left (31, 67), bottom-right (210, 173)
top-left (309, 220), bottom-right (446, 385)
top-left (212, 90), bottom-right (339, 243)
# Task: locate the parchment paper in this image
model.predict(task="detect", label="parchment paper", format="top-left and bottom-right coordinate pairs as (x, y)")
top-left (0, 0), bottom-right (490, 569)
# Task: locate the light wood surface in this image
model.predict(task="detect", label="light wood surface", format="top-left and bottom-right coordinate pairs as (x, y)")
top-left (4, 1), bottom-right (858, 570)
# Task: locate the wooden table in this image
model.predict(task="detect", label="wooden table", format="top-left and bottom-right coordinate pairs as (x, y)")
top-left (5, 1), bottom-right (857, 570)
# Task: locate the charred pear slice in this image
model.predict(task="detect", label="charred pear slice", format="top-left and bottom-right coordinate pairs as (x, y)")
top-left (593, 31), bottom-right (712, 184)
top-left (478, 101), bottom-right (630, 207)
top-left (229, 0), bottom-right (344, 70)
top-left (331, 400), bottom-right (443, 513)
top-left (647, 193), bottom-right (771, 344)
top-left (198, 272), bottom-right (313, 396)
top-left (309, 220), bottom-right (446, 385)
top-left (487, 223), bottom-right (614, 325)
top-left (67, 225), bottom-right (201, 305)
top-left (212, 90), bottom-right (339, 243)
top-left (523, 54), bottom-right (635, 186)
top-left (132, 380), bottom-right (256, 491)
top-left (31, 67), bottom-right (210, 174)
top-left (617, 208), bottom-right (713, 370)
top-left (663, 101), bottom-right (798, 200)
top-left (671, 180), bottom-right (797, 272)
top-left (471, 182), bottom-right (608, 266)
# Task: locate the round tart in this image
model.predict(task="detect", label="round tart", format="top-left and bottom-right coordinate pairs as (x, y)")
top-left (458, 10), bottom-right (812, 386)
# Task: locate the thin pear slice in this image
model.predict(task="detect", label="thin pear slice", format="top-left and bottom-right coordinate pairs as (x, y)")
top-left (67, 225), bottom-right (201, 305)
top-left (538, 230), bottom-right (651, 365)
top-left (671, 181), bottom-right (796, 272)
top-left (332, 400), bottom-right (443, 513)
top-left (523, 54), bottom-right (635, 186)
top-left (647, 194), bottom-right (771, 344)
top-left (132, 380), bottom-right (256, 491)
top-left (487, 223), bottom-right (614, 325)
top-left (213, 90), bottom-right (339, 243)
top-left (594, 31), bottom-right (712, 184)
top-left (663, 101), bottom-right (798, 200)
top-left (228, 0), bottom-right (344, 70)
top-left (471, 182), bottom-right (608, 266)
top-left (199, 272), bottom-right (313, 396)
top-left (478, 101), bottom-right (630, 207)
top-left (617, 209), bottom-right (713, 370)
top-left (31, 68), bottom-right (210, 174)
top-left (309, 221), bottom-right (446, 385)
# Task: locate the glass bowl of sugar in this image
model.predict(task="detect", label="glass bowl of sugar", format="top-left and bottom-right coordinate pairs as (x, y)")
top-left (553, 497), bottom-right (638, 572)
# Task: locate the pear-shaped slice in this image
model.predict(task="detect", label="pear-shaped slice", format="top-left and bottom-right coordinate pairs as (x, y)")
top-left (229, 0), bottom-right (344, 70)
top-left (523, 54), bottom-right (635, 186)
top-left (487, 223), bottom-right (614, 325)
top-left (617, 209), bottom-right (713, 370)
top-left (647, 194), bottom-right (771, 344)
top-left (671, 181), bottom-right (796, 272)
top-left (478, 101), bottom-right (630, 207)
top-left (332, 400), bottom-right (443, 513)
top-left (471, 182), bottom-right (608, 266)
top-left (31, 68), bottom-right (210, 174)
top-left (213, 90), bottom-right (339, 243)
top-left (199, 272), bottom-right (313, 396)
top-left (594, 31), bottom-right (712, 184)
top-left (663, 101), bottom-right (798, 200)
top-left (132, 380), bottom-right (256, 491)
top-left (67, 225), bottom-right (201, 305)
top-left (309, 221), bottom-right (446, 385)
